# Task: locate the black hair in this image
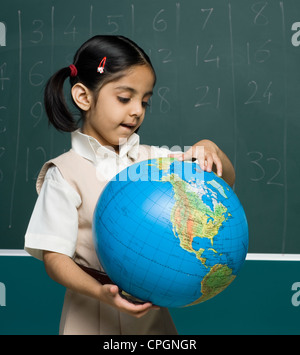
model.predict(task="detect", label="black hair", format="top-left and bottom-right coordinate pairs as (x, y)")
top-left (44, 35), bottom-right (156, 132)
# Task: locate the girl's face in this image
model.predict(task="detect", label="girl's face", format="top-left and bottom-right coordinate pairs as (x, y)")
top-left (82, 65), bottom-right (155, 153)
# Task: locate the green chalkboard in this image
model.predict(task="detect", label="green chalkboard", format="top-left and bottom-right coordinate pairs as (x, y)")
top-left (0, 0), bottom-right (300, 253)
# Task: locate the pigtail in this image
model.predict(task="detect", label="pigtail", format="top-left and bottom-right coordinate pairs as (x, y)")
top-left (44, 67), bottom-right (78, 132)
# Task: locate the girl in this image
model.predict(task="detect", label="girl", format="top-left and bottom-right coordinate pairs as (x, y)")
top-left (24, 35), bottom-right (235, 335)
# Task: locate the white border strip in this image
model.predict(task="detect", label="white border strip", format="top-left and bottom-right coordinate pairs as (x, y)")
top-left (0, 249), bottom-right (30, 256)
top-left (246, 253), bottom-right (300, 261)
top-left (0, 250), bottom-right (300, 261)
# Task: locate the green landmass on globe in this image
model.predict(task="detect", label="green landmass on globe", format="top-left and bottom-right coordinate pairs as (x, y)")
top-left (93, 157), bottom-right (248, 308)
top-left (156, 158), bottom-right (236, 306)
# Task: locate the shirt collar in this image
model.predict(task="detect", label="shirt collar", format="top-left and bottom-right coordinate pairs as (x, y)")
top-left (71, 129), bottom-right (140, 165)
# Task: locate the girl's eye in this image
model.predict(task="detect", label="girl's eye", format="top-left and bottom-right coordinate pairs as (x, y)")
top-left (117, 96), bottom-right (150, 109)
top-left (117, 97), bottom-right (131, 104)
top-left (142, 101), bottom-right (150, 109)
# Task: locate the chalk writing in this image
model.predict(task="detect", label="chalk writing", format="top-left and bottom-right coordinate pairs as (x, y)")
top-left (251, 1), bottom-right (269, 26)
top-left (247, 151), bottom-right (283, 187)
top-left (0, 63), bottom-right (10, 91)
top-left (244, 81), bottom-right (272, 105)
top-left (30, 20), bottom-right (44, 44)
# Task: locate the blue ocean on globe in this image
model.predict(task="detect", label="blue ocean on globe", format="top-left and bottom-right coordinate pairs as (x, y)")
top-left (93, 158), bottom-right (248, 308)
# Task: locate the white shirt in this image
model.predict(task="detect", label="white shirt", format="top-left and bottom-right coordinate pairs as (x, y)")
top-left (24, 130), bottom-right (172, 260)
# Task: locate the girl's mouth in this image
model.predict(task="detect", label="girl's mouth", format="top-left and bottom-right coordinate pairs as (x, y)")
top-left (120, 123), bottom-right (136, 129)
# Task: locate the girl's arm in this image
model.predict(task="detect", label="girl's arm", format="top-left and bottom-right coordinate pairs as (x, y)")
top-left (43, 250), bottom-right (156, 318)
top-left (170, 139), bottom-right (235, 187)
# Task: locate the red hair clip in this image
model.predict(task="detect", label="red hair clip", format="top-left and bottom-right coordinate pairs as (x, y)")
top-left (97, 57), bottom-right (107, 74)
top-left (69, 64), bottom-right (78, 77)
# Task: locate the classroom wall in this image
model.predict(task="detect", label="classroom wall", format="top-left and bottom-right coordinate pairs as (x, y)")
top-left (0, 255), bottom-right (300, 335)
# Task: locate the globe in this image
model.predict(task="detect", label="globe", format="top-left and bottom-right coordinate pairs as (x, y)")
top-left (93, 158), bottom-right (248, 308)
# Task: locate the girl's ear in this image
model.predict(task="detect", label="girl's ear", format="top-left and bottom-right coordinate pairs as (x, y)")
top-left (71, 83), bottom-right (93, 111)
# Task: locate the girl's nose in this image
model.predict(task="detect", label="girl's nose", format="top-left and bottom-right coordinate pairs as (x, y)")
top-left (129, 100), bottom-right (143, 117)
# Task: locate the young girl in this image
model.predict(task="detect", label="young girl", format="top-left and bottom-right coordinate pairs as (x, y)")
top-left (24, 35), bottom-right (235, 335)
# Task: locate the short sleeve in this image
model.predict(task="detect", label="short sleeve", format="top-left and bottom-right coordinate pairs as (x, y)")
top-left (24, 166), bottom-right (81, 261)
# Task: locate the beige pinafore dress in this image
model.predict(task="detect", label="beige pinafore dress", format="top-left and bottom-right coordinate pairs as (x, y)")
top-left (36, 146), bottom-right (177, 335)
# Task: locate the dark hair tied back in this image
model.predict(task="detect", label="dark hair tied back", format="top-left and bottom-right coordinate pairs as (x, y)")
top-left (44, 35), bottom-right (155, 132)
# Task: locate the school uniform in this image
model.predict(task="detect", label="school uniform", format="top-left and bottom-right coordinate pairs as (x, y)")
top-left (24, 129), bottom-right (177, 335)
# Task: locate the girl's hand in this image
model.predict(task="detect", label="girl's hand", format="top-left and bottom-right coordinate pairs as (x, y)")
top-left (169, 139), bottom-right (235, 187)
top-left (169, 139), bottom-right (222, 176)
top-left (43, 251), bottom-right (158, 319)
top-left (100, 284), bottom-right (159, 318)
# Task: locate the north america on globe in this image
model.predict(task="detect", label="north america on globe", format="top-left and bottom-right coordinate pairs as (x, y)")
top-left (93, 157), bottom-right (248, 308)
top-left (158, 158), bottom-right (237, 306)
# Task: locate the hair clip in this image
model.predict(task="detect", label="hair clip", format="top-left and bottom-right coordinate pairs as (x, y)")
top-left (97, 57), bottom-right (107, 74)
top-left (69, 64), bottom-right (78, 77)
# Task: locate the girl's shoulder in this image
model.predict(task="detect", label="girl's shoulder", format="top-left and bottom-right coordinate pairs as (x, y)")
top-left (36, 149), bottom-right (82, 194)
